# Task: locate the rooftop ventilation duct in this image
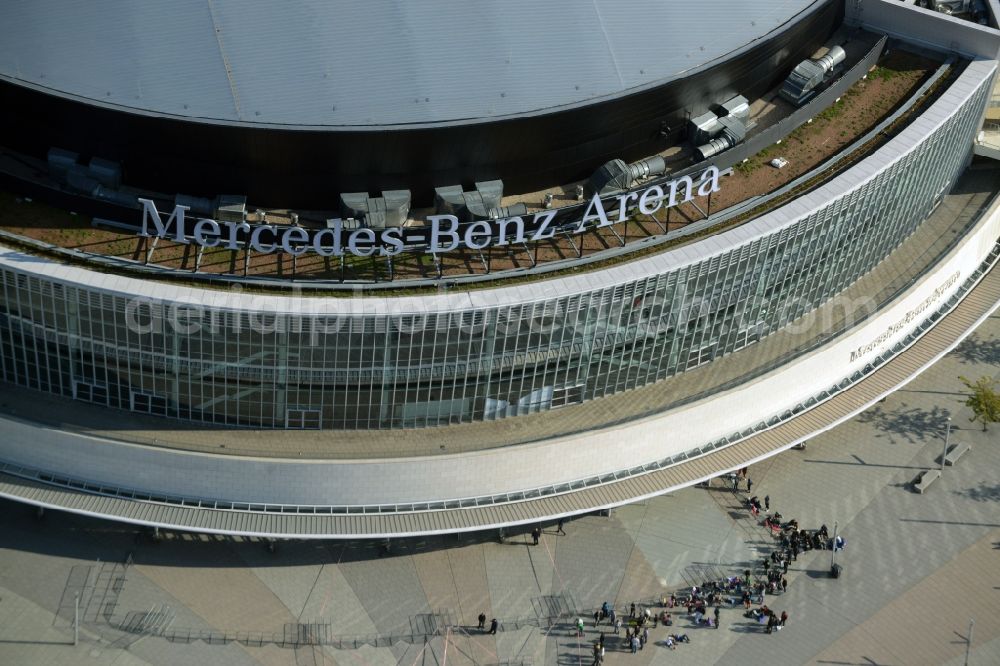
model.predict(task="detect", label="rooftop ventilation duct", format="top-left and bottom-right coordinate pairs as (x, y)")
top-left (587, 156), bottom-right (668, 196)
top-left (47, 147), bottom-right (79, 182)
top-left (434, 181), bottom-right (519, 220)
top-left (919, 0), bottom-right (987, 18)
top-left (779, 45), bottom-right (846, 107)
top-left (214, 195), bottom-right (247, 224)
top-left (690, 112), bottom-right (724, 146)
top-left (689, 94), bottom-right (750, 162)
top-left (87, 157), bottom-right (122, 189)
top-left (716, 95), bottom-right (750, 123)
top-left (695, 116), bottom-right (747, 161)
top-left (340, 190), bottom-right (411, 228)
top-left (175, 194), bottom-right (214, 217)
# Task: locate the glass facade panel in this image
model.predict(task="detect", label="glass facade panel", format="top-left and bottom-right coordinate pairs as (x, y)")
top-left (0, 68), bottom-right (992, 431)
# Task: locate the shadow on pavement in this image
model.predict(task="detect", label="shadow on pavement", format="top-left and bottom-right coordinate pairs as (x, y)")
top-left (953, 481), bottom-right (1000, 503)
top-left (0, 497), bottom-right (579, 569)
top-left (950, 334), bottom-right (1000, 366)
top-left (856, 405), bottom-right (952, 444)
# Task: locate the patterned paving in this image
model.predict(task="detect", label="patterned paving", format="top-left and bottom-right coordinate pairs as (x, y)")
top-left (1, 309), bottom-right (999, 665)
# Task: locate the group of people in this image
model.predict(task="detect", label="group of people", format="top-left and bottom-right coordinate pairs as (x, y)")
top-left (476, 613), bottom-right (498, 634)
top-left (560, 469), bottom-right (850, 656)
top-left (744, 606), bottom-right (789, 634)
top-left (729, 467), bottom-right (753, 494)
top-left (744, 481), bottom-right (844, 634)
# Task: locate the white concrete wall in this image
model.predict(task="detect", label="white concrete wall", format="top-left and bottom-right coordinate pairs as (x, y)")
top-left (0, 197), bottom-right (997, 508)
top-left (846, 0), bottom-right (1000, 59)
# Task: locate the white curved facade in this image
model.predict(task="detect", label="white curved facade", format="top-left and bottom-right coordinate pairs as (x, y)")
top-left (0, 2), bottom-right (998, 536)
top-left (0, 59), bottom-right (996, 517)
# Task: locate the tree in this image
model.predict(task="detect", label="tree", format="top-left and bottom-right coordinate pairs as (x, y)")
top-left (959, 375), bottom-right (1000, 431)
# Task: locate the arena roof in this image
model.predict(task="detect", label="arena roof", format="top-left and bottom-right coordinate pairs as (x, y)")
top-left (0, 0), bottom-right (821, 128)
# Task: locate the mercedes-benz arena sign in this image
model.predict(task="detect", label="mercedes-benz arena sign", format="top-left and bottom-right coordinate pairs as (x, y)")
top-left (138, 167), bottom-right (722, 259)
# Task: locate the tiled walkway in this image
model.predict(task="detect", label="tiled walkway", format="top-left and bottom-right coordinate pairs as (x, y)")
top-left (1, 311), bottom-right (999, 665)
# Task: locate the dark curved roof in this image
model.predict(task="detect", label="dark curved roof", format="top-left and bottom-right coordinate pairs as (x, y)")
top-left (0, 0), bottom-right (820, 128)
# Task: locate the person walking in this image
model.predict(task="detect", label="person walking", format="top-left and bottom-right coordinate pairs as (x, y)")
top-left (614, 617), bottom-right (622, 635)
top-left (766, 613), bottom-right (776, 634)
top-left (781, 577), bottom-right (788, 594)
top-left (630, 602), bottom-right (636, 619)
top-left (593, 610), bottom-right (601, 627)
top-left (746, 477), bottom-right (753, 494)
top-left (764, 495), bottom-right (770, 511)
top-left (557, 518), bottom-right (566, 535)
top-left (641, 626), bottom-right (649, 649)
top-left (783, 558), bottom-right (789, 575)
top-left (490, 618), bottom-right (498, 635)
top-left (780, 610), bottom-right (788, 627)
top-left (609, 608), bottom-right (616, 627)
top-left (630, 635), bottom-right (639, 654)
top-left (531, 527), bottom-right (540, 545)
top-left (714, 606), bottom-right (720, 630)
top-left (478, 612), bottom-right (486, 631)
top-left (576, 617), bottom-right (585, 637)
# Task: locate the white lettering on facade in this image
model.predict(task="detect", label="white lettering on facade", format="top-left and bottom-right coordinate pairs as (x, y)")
top-left (280, 225), bottom-right (310, 256)
top-left (615, 192), bottom-right (639, 223)
top-left (530, 210), bottom-right (558, 241)
top-left (638, 185), bottom-right (664, 216)
top-left (138, 199), bottom-right (188, 243)
top-left (464, 220), bottom-right (493, 250)
top-left (848, 271), bottom-right (961, 363)
top-left (193, 218), bottom-right (221, 247)
top-left (380, 227), bottom-right (404, 257)
top-left (249, 224), bottom-right (277, 253)
top-left (429, 215), bottom-right (461, 253)
top-left (223, 220), bottom-right (250, 250)
top-left (496, 216), bottom-right (525, 246)
top-left (348, 228), bottom-right (377, 257)
top-left (135, 167), bottom-right (723, 260)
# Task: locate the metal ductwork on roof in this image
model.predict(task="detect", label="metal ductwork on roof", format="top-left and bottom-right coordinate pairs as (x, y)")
top-left (340, 190), bottom-right (411, 228)
top-left (433, 181), bottom-right (524, 220)
top-left (695, 116), bottom-right (747, 161)
top-left (779, 45), bottom-right (846, 107)
top-left (918, 0), bottom-right (988, 20)
top-left (587, 155), bottom-right (668, 196)
top-left (214, 195), bottom-right (247, 224)
top-left (689, 94), bottom-right (749, 161)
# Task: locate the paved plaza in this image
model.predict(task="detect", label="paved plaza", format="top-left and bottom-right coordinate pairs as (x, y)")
top-left (0, 311), bottom-right (999, 666)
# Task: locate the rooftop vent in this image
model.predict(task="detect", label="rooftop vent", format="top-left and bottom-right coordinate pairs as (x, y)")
top-left (587, 156), bottom-right (668, 196)
top-left (339, 190), bottom-right (411, 228)
top-left (434, 181), bottom-right (524, 220)
top-left (779, 45), bottom-right (846, 107)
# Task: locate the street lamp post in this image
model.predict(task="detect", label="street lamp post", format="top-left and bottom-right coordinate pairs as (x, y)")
top-left (941, 417), bottom-right (953, 471)
top-left (965, 618), bottom-right (975, 666)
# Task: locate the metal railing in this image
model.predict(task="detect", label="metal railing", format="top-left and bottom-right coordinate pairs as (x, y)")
top-left (2, 242), bottom-right (997, 521)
